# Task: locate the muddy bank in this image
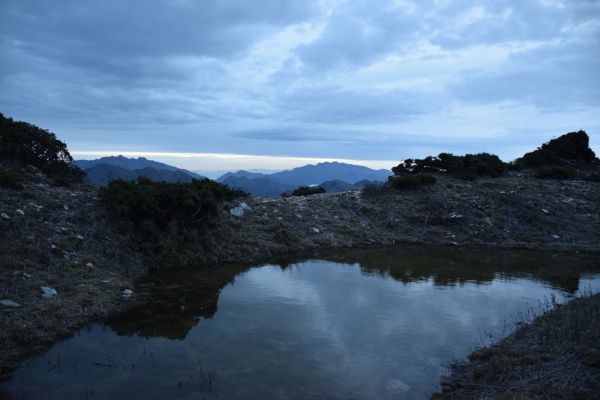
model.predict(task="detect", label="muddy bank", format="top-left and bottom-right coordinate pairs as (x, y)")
top-left (433, 293), bottom-right (600, 399)
top-left (1, 173), bottom-right (599, 373)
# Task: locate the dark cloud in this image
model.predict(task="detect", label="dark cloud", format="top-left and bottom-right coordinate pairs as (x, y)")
top-left (0, 0), bottom-right (598, 163)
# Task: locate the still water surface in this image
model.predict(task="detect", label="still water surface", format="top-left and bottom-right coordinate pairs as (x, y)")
top-left (2, 246), bottom-right (599, 399)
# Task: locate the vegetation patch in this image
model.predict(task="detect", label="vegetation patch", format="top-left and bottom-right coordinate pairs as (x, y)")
top-left (392, 153), bottom-right (505, 180)
top-left (513, 130), bottom-right (597, 169)
top-left (290, 186), bottom-right (326, 196)
top-left (0, 113), bottom-right (84, 182)
top-left (535, 165), bottom-right (578, 180)
top-left (0, 170), bottom-right (25, 189)
top-left (99, 177), bottom-right (246, 255)
top-left (388, 173), bottom-right (436, 189)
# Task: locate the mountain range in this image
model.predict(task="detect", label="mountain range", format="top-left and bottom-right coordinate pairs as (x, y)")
top-left (216, 162), bottom-right (391, 196)
top-left (74, 156), bottom-right (204, 186)
top-left (74, 157), bottom-right (392, 195)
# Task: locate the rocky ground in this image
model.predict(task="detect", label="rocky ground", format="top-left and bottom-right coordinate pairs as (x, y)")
top-left (1, 172), bottom-right (600, 377)
top-left (433, 293), bottom-right (600, 399)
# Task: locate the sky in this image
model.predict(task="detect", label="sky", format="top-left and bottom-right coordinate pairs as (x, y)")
top-left (1, 0), bottom-right (599, 172)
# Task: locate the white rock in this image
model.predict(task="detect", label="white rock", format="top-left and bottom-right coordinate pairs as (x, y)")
top-left (386, 379), bottom-right (410, 394)
top-left (122, 289), bottom-right (134, 298)
top-left (15, 209), bottom-right (25, 216)
top-left (1, 213), bottom-right (9, 220)
top-left (229, 206), bottom-right (245, 217)
top-left (239, 202), bottom-right (251, 211)
top-left (0, 299), bottom-right (20, 307)
top-left (312, 227), bottom-right (320, 234)
top-left (552, 234), bottom-right (560, 239)
top-left (86, 262), bottom-right (94, 268)
top-left (63, 205), bottom-right (69, 211)
top-left (40, 286), bottom-right (58, 298)
top-left (75, 235), bottom-right (85, 240)
top-left (541, 208), bottom-right (549, 214)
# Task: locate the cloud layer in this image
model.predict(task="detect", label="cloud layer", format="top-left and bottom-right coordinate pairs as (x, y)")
top-left (1, 0), bottom-right (599, 168)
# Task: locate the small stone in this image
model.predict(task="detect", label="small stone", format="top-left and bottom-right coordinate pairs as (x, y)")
top-left (312, 227), bottom-right (320, 234)
top-left (63, 205), bottom-right (69, 211)
top-left (552, 234), bottom-right (560, 239)
top-left (40, 286), bottom-right (58, 298)
top-left (1, 213), bottom-right (10, 220)
top-left (122, 289), bottom-right (134, 298)
top-left (386, 379), bottom-right (410, 394)
top-left (75, 235), bottom-right (84, 240)
top-left (239, 202), bottom-right (251, 211)
top-left (15, 209), bottom-right (25, 216)
top-left (229, 206), bottom-right (245, 217)
top-left (541, 208), bottom-right (549, 214)
top-left (0, 299), bottom-right (20, 307)
top-left (86, 262), bottom-right (94, 268)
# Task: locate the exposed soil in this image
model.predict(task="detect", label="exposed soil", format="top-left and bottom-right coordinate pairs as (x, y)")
top-left (1, 172), bottom-right (599, 382)
top-left (432, 293), bottom-right (600, 399)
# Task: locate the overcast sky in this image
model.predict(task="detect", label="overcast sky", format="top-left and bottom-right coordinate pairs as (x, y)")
top-left (1, 0), bottom-right (599, 171)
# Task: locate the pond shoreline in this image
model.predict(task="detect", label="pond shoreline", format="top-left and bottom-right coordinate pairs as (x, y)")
top-left (1, 175), bottom-right (599, 390)
top-left (432, 292), bottom-right (600, 399)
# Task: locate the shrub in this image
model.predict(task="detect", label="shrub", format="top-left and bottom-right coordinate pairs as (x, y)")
top-left (388, 174), bottom-right (436, 189)
top-left (291, 186), bottom-right (326, 196)
top-left (535, 165), bottom-right (578, 180)
top-left (584, 173), bottom-right (600, 183)
top-left (100, 177), bottom-right (247, 236)
top-left (0, 113), bottom-right (84, 182)
top-left (392, 152), bottom-right (505, 179)
top-left (0, 170), bottom-right (24, 189)
top-left (513, 130), bottom-right (597, 169)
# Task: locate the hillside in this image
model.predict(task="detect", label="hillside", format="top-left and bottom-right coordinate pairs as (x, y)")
top-left (75, 156), bottom-right (202, 178)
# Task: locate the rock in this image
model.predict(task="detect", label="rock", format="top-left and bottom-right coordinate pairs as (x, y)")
top-left (239, 202), bottom-right (251, 211)
top-left (63, 205), bottom-right (69, 211)
top-left (386, 379), bottom-right (410, 394)
top-left (0, 299), bottom-right (20, 307)
top-left (1, 213), bottom-right (9, 220)
top-left (541, 208), bottom-right (549, 214)
top-left (229, 206), bottom-right (245, 217)
top-left (40, 286), bottom-right (58, 298)
top-left (15, 209), bottom-right (25, 216)
top-left (86, 262), bottom-right (94, 268)
top-left (312, 227), bottom-right (320, 234)
top-left (552, 234), bottom-right (560, 239)
top-left (449, 213), bottom-right (463, 219)
top-left (75, 234), bottom-right (85, 240)
top-left (122, 289), bottom-right (134, 298)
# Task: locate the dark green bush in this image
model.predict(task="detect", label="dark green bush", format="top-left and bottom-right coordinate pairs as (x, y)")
top-left (388, 174), bottom-right (436, 189)
top-left (100, 177), bottom-right (247, 236)
top-left (584, 173), bottom-right (600, 182)
top-left (0, 170), bottom-right (24, 188)
top-left (392, 152), bottom-right (505, 179)
top-left (0, 113), bottom-right (84, 182)
top-left (291, 186), bottom-right (326, 196)
top-left (513, 130), bottom-right (597, 169)
top-left (535, 165), bottom-right (578, 180)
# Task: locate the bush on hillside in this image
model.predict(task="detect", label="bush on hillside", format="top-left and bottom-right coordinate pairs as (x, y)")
top-left (513, 130), bottom-right (597, 169)
top-left (0, 170), bottom-right (25, 189)
top-left (392, 152), bottom-right (505, 180)
top-left (100, 177), bottom-right (247, 240)
top-left (584, 173), bottom-right (600, 183)
top-left (290, 186), bottom-right (326, 196)
top-left (0, 113), bottom-right (84, 182)
top-left (535, 165), bottom-right (578, 180)
top-left (388, 174), bottom-right (436, 189)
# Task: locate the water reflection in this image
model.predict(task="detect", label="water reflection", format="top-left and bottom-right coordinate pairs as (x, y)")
top-left (1, 246), bottom-right (599, 400)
